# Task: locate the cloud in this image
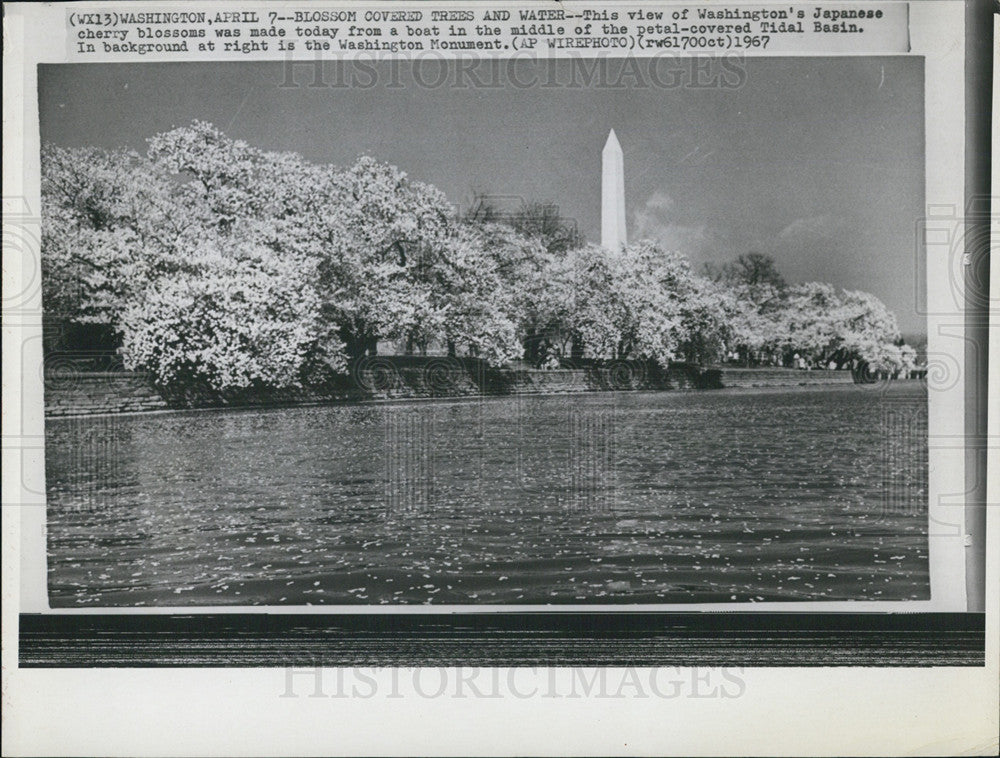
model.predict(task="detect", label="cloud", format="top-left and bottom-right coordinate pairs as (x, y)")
top-left (777, 214), bottom-right (850, 242)
top-left (632, 191), bottom-right (710, 254)
top-left (639, 190), bottom-right (676, 214)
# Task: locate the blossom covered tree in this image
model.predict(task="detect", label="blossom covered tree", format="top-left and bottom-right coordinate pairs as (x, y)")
top-left (314, 155), bottom-right (454, 357)
top-left (536, 241), bottom-right (731, 365)
top-left (43, 124), bottom-right (347, 388)
top-left (41, 121), bottom-right (919, 392)
top-left (40, 144), bottom-right (183, 326)
top-left (433, 225), bottom-right (523, 364)
top-left (120, 234), bottom-right (339, 389)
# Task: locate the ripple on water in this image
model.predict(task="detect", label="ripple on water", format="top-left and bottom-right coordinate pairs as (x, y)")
top-left (46, 384), bottom-right (930, 605)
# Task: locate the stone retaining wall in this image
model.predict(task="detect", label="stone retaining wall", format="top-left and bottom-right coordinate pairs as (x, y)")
top-left (718, 367), bottom-right (856, 388)
top-left (43, 362), bottom-right (851, 418)
top-left (44, 372), bottom-right (169, 416)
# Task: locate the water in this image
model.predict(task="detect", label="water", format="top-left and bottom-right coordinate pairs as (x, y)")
top-left (46, 383), bottom-right (929, 606)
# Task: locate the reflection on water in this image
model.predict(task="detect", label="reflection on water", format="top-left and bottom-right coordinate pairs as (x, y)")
top-left (46, 383), bottom-right (929, 605)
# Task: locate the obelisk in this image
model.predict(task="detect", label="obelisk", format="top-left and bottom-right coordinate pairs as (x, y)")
top-left (601, 129), bottom-right (627, 250)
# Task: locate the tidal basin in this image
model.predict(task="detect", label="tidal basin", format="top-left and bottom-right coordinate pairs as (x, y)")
top-left (46, 383), bottom-right (929, 606)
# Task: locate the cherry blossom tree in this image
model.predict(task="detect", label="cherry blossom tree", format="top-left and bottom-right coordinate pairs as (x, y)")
top-left (40, 144), bottom-right (184, 325)
top-left (540, 241), bottom-right (724, 365)
top-left (43, 122), bottom-right (918, 392)
top-left (119, 233), bottom-right (341, 389)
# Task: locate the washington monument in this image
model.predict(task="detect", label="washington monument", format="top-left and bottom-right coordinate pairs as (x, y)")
top-left (601, 129), bottom-right (627, 250)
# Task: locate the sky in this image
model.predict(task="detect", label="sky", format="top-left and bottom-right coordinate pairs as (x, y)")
top-left (38, 57), bottom-right (925, 334)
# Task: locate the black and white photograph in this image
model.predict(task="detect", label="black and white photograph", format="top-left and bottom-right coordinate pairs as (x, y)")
top-left (3, 1), bottom-right (996, 756)
top-left (38, 56), bottom-right (934, 607)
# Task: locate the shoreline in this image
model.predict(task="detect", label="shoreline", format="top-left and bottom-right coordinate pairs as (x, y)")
top-left (43, 370), bottom-right (920, 422)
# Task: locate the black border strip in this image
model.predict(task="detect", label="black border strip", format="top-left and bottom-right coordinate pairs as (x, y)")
top-left (19, 612), bottom-right (985, 667)
top-left (962, 0), bottom-right (993, 612)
